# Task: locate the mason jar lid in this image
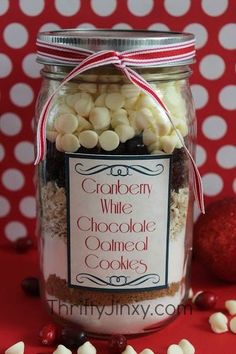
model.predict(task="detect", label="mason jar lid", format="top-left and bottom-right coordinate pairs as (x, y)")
top-left (37, 29), bottom-right (195, 67)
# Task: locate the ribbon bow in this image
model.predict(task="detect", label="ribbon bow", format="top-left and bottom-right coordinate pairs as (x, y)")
top-left (35, 38), bottom-right (204, 213)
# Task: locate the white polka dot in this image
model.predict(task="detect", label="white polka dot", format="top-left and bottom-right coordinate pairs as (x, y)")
top-left (10, 83), bottom-right (34, 107)
top-left (0, 112), bottom-right (22, 136)
top-left (77, 23), bottom-right (96, 29)
top-left (55, 0), bottom-right (80, 16)
top-left (0, 196), bottom-right (10, 217)
top-left (191, 84), bottom-right (209, 109)
top-left (0, 54), bottom-right (12, 78)
top-left (0, 0), bottom-right (9, 15)
top-left (148, 23), bottom-right (170, 31)
top-left (202, 115), bottom-right (227, 140)
top-left (164, 0), bottom-right (190, 16)
top-left (219, 24), bottom-right (236, 50)
top-left (39, 23), bottom-right (61, 32)
top-left (216, 145), bottom-right (236, 169)
top-left (196, 145), bottom-right (207, 167)
top-left (219, 85), bottom-right (236, 110)
top-left (91, 0), bottom-right (116, 16)
top-left (2, 169), bottom-right (25, 191)
top-left (112, 23), bottom-right (133, 30)
top-left (0, 144), bottom-right (5, 162)
top-left (202, 0), bottom-right (228, 17)
top-left (22, 53), bottom-right (42, 78)
top-left (3, 23), bottom-right (28, 49)
top-left (202, 173), bottom-right (223, 196)
top-left (19, 196), bottom-right (36, 218)
top-left (128, 0), bottom-right (153, 16)
top-left (14, 141), bottom-right (34, 164)
top-left (233, 179), bottom-right (236, 194)
top-left (5, 221), bottom-right (27, 242)
top-left (200, 54), bottom-right (225, 80)
top-left (184, 23), bottom-right (208, 49)
top-left (19, 0), bottom-right (45, 16)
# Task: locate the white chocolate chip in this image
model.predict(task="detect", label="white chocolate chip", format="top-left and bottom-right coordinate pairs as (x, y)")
top-left (5, 341), bottom-right (24, 354)
top-left (76, 116), bottom-right (92, 133)
top-left (209, 312), bottom-right (228, 333)
top-left (136, 94), bottom-right (157, 110)
top-left (48, 102), bottom-right (75, 129)
top-left (225, 300), bottom-right (236, 315)
top-left (128, 111), bottom-right (141, 133)
top-left (139, 349), bottom-right (154, 354)
top-left (46, 130), bottom-right (58, 143)
top-left (178, 339), bottom-right (195, 354)
top-left (115, 124), bottom-right (135, 143)
top-left (74, 92), bottom-right (94, 117)
top-left (151, 149), bottom-right (165, 155)
top-left (111, 109), bottom-right (129, 128)
top-left (112, 108), bottom-right (128, 118)
top-left (53, 344), bottom-right (72, 354)
top-left (229, 316), bottom-right (236, 333)
top-left (89, 107), bottom-right (111, 130)
top-left (79, 130), bottom-right (98, 149)
top-left (160, 134), bottom-right (179, 154)
top-left (171, 130), bottom-right (183, 148)
top-left (143, 128), bottom-right (158, 146)
top-left (135, 108), bottom-right (154, 129)
top-left (60, 134), bottom-right (80, 152)
top-left (105, 92), bottom-right (125, 110)
top-left (94, 93), bottom-right (107, 107)
top-left (148, 139), bottom-right (161, 153)
top-left (174, 120), bottom-right (188, 137)
top-left (121, 84), bottom-right (141, 98)
top-left (192, 291), bottom-right (203, 304)
top-left (122, 345), bottom-right (137, 354)
top-left (78, 83), bottom-right (97, 94)
top-left (77, 341), bottom-right (96, 354)
top-left (163, 83), bottom-right (187, 120)
top-left (167, 344), bottom-right (184, 354)
top-left (153, 110), bottom-right (172, 136)
top-left (99, 130), bottom-right (120, 151)
top-left (55, 133), bottom-right (64, 151)
top-left (123, 97), bottom-right (138, 110)
top-left (66, 93), bottom-right (84, 108)
top-left (54, 113), bottom-right (78, 133)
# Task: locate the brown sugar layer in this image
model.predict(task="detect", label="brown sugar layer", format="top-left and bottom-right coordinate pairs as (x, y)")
top-left (46, 274), bottom-right (181, 306)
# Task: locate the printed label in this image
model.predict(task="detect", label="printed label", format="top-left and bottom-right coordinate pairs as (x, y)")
top-left (66, 154), bottom-right (171, 291)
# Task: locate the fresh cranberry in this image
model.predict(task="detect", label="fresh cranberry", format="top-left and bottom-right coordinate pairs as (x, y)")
top-left (13, 237), bottom-right (33, 253)
top-left (39, 323), bottom-right (58, 346)
top-left (194, 291), bottom-right (218, 310)
top-left (108, 334), bottom-right (127, 354)
top-left (59, 327), bottom-right (88, 349)
top-left (21, 277), bottom-right (40, 297)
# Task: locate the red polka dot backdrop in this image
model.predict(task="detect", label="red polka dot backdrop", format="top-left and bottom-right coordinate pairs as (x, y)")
top-left (0, 0), bottom-right (235, 241)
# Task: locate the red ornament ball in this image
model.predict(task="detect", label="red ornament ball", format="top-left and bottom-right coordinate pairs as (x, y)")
top-left (194, 197), bottom-right (236, 282)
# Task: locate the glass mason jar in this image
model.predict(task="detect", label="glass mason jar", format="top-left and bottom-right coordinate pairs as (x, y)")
top-left (35, 30), bottom-right (196, 336)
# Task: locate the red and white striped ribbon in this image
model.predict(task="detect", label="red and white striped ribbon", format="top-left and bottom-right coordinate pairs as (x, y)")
top-left (35, 38), bottom-right (205, 213)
